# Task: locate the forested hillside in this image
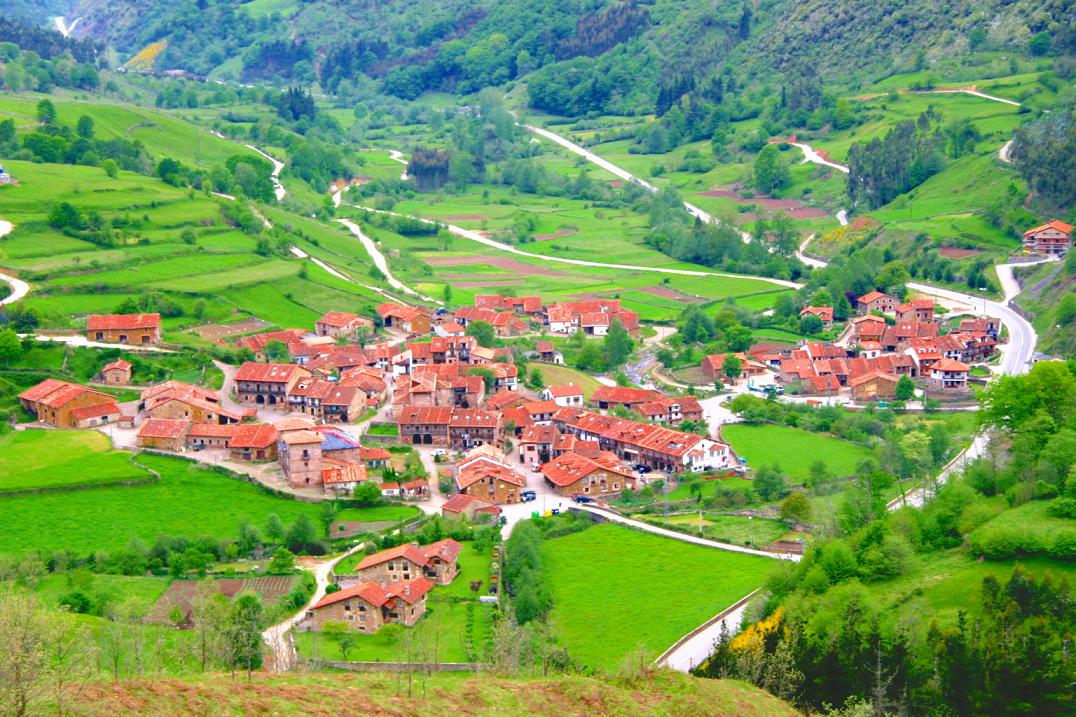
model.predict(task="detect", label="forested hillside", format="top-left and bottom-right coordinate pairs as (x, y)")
top-left (43, 0), bottom-right (1074, 115)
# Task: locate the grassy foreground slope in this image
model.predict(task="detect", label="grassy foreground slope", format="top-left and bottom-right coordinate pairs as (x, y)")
top-left (77, 671), bottom-right (799, 717)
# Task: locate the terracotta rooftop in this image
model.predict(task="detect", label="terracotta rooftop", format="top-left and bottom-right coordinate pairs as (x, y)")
top-left (317, 311), bottom-right (366, 327)
top-left (1024, 219), bottom-right (1072, 236)
top-left (229, 423), bottom-right (280, 449)
top-left (102, 359), bottom-right (132, 372)
top-left (397, 406), bottom-right (454, 425)
top-left (313, 577), bottom-right (434, 609)
top-left (540, 450), bottom-right (634, 487)
top-left (87, 313), bottom-right (160, 331)
top-left (355, 539), bottom-right (463, 572)
top-left (234, 362), bottom-right (307, 383)
top-left (138, 418), bottom-right (190, 439)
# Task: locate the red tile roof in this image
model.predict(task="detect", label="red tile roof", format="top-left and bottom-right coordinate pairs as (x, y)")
top-left (535, 340), bottom-right (555, 353)
top-left (317, 311), bottom-right (366, 327)
top-left (799, 306), bottom-right (834, 321)
top-left (456, 455), bottom-right (527, 489)
top-left (187, 423), bottom-right (239, 438)
top-left (228, 423), bottom-right (280, 449)
top-left (522, 400), bottom-right (559, 416)
top-left (857, 291), bottom-right (892, 305)
top-left (313, 577), bottom-right (434, 609)
top-left (590, 385), bottom-right (661, 405)
top-left (355, 539), bottom-right (462, 572)
top-left (236, 329), bottom-right (307, 353)
top-left (87, 313), bottom-right (160, 331)
top-left (932, 358), bottom-right (969, 372)
top-left (70, 402), bottom-right (121, 420)
top-left (376, 302), bottom-right (423, 321)
top-left (540, 450), bottom-right (634, 487)
top-left (449, 408), bottom-right (501, 429)
top-left (545, 384), bottom-right (582, 398)
top-left (234, 362), bottom-right (307, 383)
top-left (1024, 219), bottom-right (1072, 236)
top-left (397, 406), bottom-right (454, 425)
top-left (442, 493), bottom-right (495, 513)
top-left (138, 418), bottom-right (190, 439)
top-left (102, 359), bottom-right (132, 372)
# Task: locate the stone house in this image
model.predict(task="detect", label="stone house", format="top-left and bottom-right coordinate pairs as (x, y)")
top-left (856, 291), bottom-right (899, 315)
top-left (848, 371), bottom-right (899, 402)
top-left (455, 450), bottom-right (526, 504)
top-left (307, 578), bottom-right (433, 633)
top-left (86, 313), bottom-right (161, 345)
top-left (376, 302), bottom-right (431, 335)
top-left (18, 379), bottom-right (119, 429)
top-left (895, 299), bottom-right (935, 323)
top-left (798, 306), bottom-right (834, 329)
top-left (345, 538), bottom-right (462, 587)
top-left (398, 405), bottom-right (453, 446)
top-left (448, 408), bottom-right (501, 449)
top-left (137, 418), bottom-right (190, 451)
top-left (228, 423), bottom-right (280, 461)
top-left (441, 493), bottom-right (501, 522)
top-left (540, 450), bottom-right (636, 497)
top-left (278, 429), bottom-right (324, 487)
top-left (234, 362), bottom-right (310, 406)
top-left (100, 359), bottom-right (132, 385)
top-left (186, 422), bottom-right (238, 449)
top-left (315, 311), bottom-right (374, 339)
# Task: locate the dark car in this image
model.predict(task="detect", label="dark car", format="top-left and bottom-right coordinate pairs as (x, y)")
top-left (192, 443), bottom-right (206, 452)
top-left (520, 490), bottom-right (537, 502)
top-left (551, 507), bottom-right (561, 515)
top-left (634, 464), bottom-right (652, 473)
top-left (572, 494), bottom-right (594, 504)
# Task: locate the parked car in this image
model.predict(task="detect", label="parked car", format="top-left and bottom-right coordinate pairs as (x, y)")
top-left (520, 490), bottom-right (537, 502)
top-left (733, 466), bottom-right (749, 475)
top-left (572, 494), bottom-right (594, 504)
top-left (739, 456), bottom-right (748, 464)
top-left (432, 448), bottom-right (447, 457)
top-left (550, 508), bottom-right (561, 515)
top-left (634, 464), bottom-right (652, 473)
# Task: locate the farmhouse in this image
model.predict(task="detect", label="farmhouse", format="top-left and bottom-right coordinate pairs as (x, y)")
top-left (519, 423), bottom-right (559, 468)
top-left (799, 306), bottom-right (834, 329)
top-left (321, 459), bottom-right (368, 496)
top-left (540, 450), bottom-right (637, 497)
top-left (959, 316), bottom-right (1000, 339)
top-left (856, 291), bottom-right (899, 315)
top-left (636, 396), bottom-right (703, 424)
top-left (186, 422), bottom-right (238, 449)
top-left (18, 379), bottom-right (120, 429)
top-left (100, 359), bottom-right (132, 385)
top-left (398, 405), bottom-right (453, 445)
top-left (234, 362), bottom-right (310, 406)
top-left (849, 371), bottom-right (899, 402)
top-left (376, 302), bottom-right (431, 334)
top-left (456, 447), bottom-right (527, 504)
top-left (137, 418), bottom-right (190, 451)
top-left (228, 423), bottom-right (280, 461)
top-left (849, 315), bottom-right (887, 343)
top-left (236, 329), bottom-right (307, 360)
top-left (701, 353), bottom-right (768, 382)
top-left (307, 578), bottom-right (433, 633)
top-left (143, 382), bottom-right (240, 425)
top-left (347, 538), bottom-right (462, 587)
top-left (87, 313), bottom-right (161, 345)
top-left (315, 311), bottom-right (373, 339)
top-left (895, 299), bottom-right (935, 322)
top-left (448, 408), bottom-right (502, 449)
top-left (441, 493), bottom-right (501, 521)
top-left (1023, 219), bottom-right (1071, 256)
top-left (474, 294), bottom-right (543, 317)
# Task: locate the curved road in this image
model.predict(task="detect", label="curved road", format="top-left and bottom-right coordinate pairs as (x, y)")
top-left (0, 219), bottom-right (31, 305)
top-left (334, 218), bottom-right (440, 302)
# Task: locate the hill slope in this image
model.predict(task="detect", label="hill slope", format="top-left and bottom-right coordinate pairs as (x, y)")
top-left (77, 671), bottom-right (800, 717)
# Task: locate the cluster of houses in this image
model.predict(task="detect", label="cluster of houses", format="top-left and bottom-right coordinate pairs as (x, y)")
top-left (703, 293), bottom-right (1001, 401)
top-left (306, 538), bottom-right (463, 633)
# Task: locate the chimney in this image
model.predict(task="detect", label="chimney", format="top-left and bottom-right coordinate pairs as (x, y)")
top-left (403, 583), bottom-right (411, 597)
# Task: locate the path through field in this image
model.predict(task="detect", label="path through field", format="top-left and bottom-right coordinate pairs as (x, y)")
top-left (244, 145), bottom-right (286, 201)
top-left (0, 219), bottom-right (31, 306)
top-left (334, 218), bottom-right (440, 303)
top-left (347, 204), bottom-right (802, 289)
top-left (262, 543), bottom-right (367, 671)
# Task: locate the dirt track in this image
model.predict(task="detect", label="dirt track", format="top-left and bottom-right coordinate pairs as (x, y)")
top-left (694, 186), bottom-right (829, 219)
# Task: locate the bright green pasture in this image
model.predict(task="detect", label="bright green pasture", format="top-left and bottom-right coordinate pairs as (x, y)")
top-left (0, 452), bottom-right (418, 555)
top-left (721, 424), bottom-right (873, 481)
top-left (541, 524), bottom-right (774, 669)
top-left (0, 430), bottom-right (146, 493)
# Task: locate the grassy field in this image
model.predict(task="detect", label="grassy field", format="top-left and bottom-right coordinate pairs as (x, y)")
top-left (74, 671), bottom-right (801, 716)
top-left (657, 513), bottom-right (790, 549)
top-left (721, 424), bottom-right (873, 481)
top-left (541, 524), bottom-right (775, 669)
top-left (0, 452), bottom-right (417, 556)
top-left (528, 362), bottom-right (605, 398)
top-left (0, 430), bottom-right (148, 494)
